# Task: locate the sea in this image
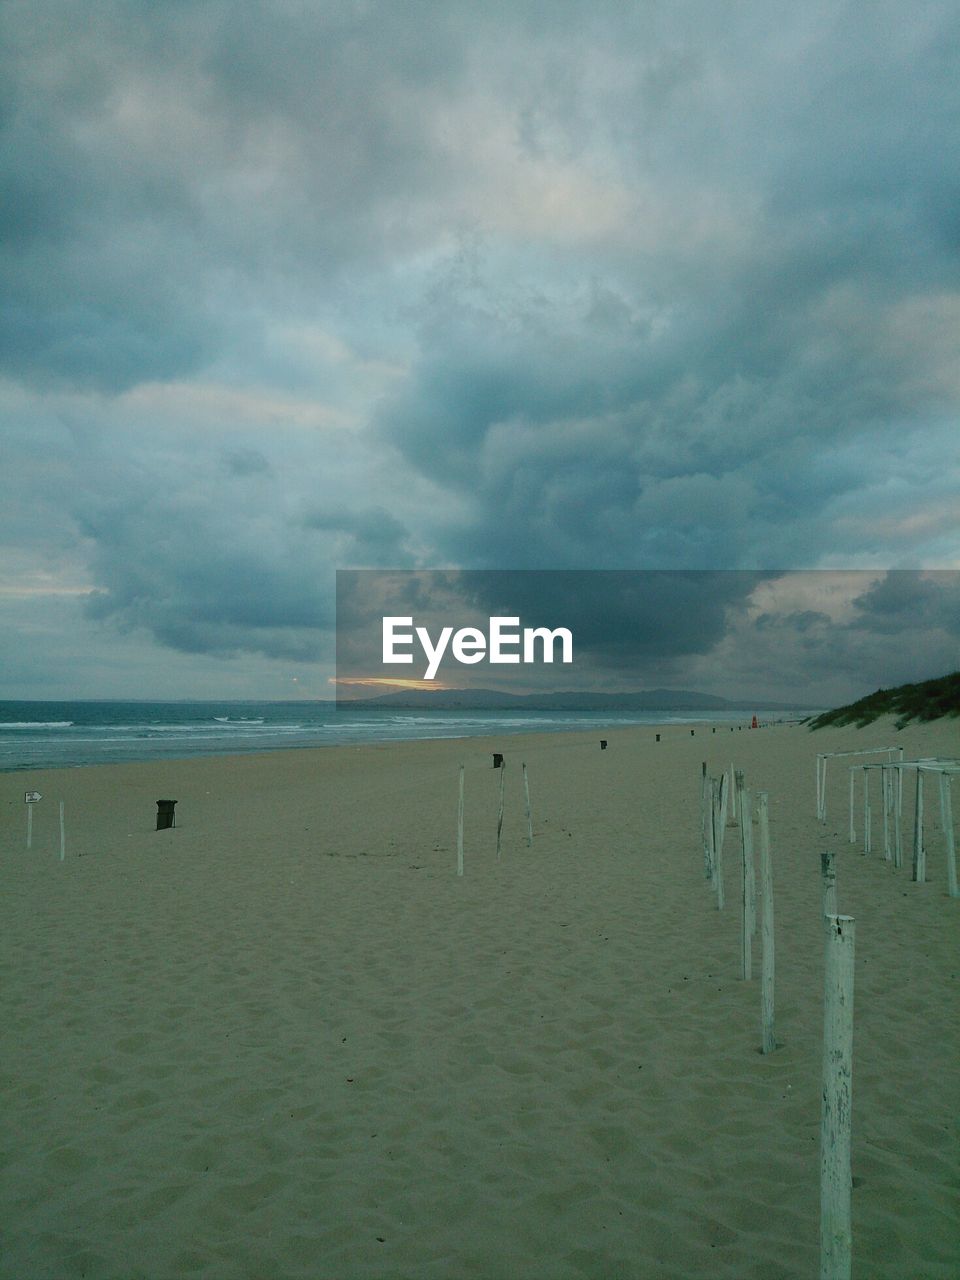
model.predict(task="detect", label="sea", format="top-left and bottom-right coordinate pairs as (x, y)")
top-left (0, 701), bottom-right (808, 772)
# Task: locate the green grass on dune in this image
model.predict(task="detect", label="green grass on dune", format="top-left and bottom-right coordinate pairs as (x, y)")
top-left (807, 671), bottom-right (960, 730)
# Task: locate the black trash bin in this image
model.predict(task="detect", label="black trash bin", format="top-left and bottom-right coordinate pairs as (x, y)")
top-left (156, 799), bottom-right (177, 830)
top-left (493, 753), bottom-right (504, 769)
top-left (600, 740), bottom-right (607, 750)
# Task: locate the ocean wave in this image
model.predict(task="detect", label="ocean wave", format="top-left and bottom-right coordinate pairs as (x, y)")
top-left (0, 721), bottom-right (74, 728)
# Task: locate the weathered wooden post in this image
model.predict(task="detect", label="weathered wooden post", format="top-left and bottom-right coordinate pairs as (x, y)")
top-left (862, 768), bottom-right (871, 856)
top-left (714, 781), bottom-right (725, 911)
top-left (820, 914), bottom-right (856, 1280)
top-left (757, 792), bottom-right (776, 1053)
top-left (457, 764), bottom-right (464, 877)
top-left (821, 850), bottom-right (837, 918)
top-left (939, 773), bottom-right (957, 898)
top-left (912, 770), bottom-right (925, 883)
top-left (893, 765), bottom-right (903, 869)
top-left (705, 777), bottom-right (717, 888)
top-left (730, 762), bottom-right (737, 821)
top-left (701, 762), bottom-right (710, 880)
top-left (522, 762), bottom-right (532, 846)
top-left (885, 762), bottom-right (896, 865)
top-left (59, 800), bottom-right (65, 862)
top-left (716, 770), bottom-right (729, 863)
top-left (819, 752), bottom-right (829, 824)
top-left (737, 772), bottom-right (754, 980)
top-left (736, 771), bottom-right (756, 931)
top-left (848, 769), bottom-right (856, 845)
top-left (496, 759), bottom-right (506, 861)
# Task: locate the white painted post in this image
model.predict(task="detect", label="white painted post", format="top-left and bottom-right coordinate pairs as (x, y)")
top-left (898, 746), bottom-right (904, 813)
top-left (893, 766), bottom-right (903, 869)
top-left (821, 850), bottom-right (837, 918)
top-left (912, 770), bottom-right (925, 883)
top-left (819, 752), bottom-right (829, 824)
top-left (757, 792), bottom-right (776, 1053)
top-left (848, 769), bottom-right (856, 844)
top-left (881, 767), bottom-right (892, 862)
top-left (522, 763), bottom-right (532, 846)
top-left (717, 770), bottom-right (729, 864)
top-left (496, 760), bottom-right (506, 861)
top-left (736, 772), bottom-right (756, 935)
top-left (706, 777), bottom-right (717, 890)
top-left (457, 764), bottom-right (464, 877)
top-left (730, 762), bottom-right (737, 821)
top-left (820, 913), bottom-right (855, 1280)
top-left (701, 762), bottom-right (712, 880)
top-left (862, 769), bottom-right (871, 856)
top-left (939, 773), bottom-right (957, 898)
top-left (59, 800), bottom-right (65, 862)
top-left (820, 756), bottom-right (829, 822)
top-left (27, 804), bottom-right (33, 850)
top-left (737, 772), bottom-right (753, 981)
top-left (714, 785), bottom-right (725, 911)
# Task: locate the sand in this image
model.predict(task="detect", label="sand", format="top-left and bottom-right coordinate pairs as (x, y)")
top-left (1, 717), bottom-right (958, 1279)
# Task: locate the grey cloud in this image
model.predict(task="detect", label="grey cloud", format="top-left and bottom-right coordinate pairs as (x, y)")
top-left (303, 505), bottom-right (412, 567)
top-left (1, 1), bottom-right (958, 696)
top-left (222, 448), bottom-right (271, 477)
top-left (850, 571), bottom-right (960, 635)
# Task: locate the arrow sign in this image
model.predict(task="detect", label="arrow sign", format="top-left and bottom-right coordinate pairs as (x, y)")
top-left (24, 791), bottom-right (42, 803)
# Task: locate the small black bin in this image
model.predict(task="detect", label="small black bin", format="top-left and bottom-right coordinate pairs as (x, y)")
top-left (156, 799), bottom-right (177, 830)
top-left (493, 753), bottom-right (504, 769)
top-left (600, 740), bottom-right (607, 750)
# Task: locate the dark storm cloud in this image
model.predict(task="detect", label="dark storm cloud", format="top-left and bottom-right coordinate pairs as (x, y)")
top-left (302, 506), bottom-right (412, 567)
top-left (1, 1), bottom-right (957, 695)
top-left (850, 571), bottom-right (960, 636)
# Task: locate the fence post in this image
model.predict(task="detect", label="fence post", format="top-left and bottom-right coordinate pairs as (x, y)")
top-left (820, 914), bottom-right (856, 1280)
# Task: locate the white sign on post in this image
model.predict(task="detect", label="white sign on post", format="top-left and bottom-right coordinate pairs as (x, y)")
top-left (24, 791), bottom-right (41, 804)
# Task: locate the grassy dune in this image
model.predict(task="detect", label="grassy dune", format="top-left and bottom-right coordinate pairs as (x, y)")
top-left (808, 670), bottom-right (960, 730)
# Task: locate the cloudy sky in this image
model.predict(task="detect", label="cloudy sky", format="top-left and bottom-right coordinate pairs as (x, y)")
top-left (1, 1), bottom-right (958, 702)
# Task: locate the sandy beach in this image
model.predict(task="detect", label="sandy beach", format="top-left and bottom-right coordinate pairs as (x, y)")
top-left (1, 717), bottom-right (957, 1279)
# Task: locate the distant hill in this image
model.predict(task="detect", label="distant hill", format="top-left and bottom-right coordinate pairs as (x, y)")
top-left (808, 671), bottom-right (960, 730)
top-left (345, 687), bottom-right (813, 712)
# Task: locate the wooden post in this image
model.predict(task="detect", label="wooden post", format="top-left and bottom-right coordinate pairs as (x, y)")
top-left (820, 756), bottom-right (828, 822)
top-left (730, 762), bottom-right (737, 821)
top-left (717, 770), bottom-right (729, 863)
top-left (496, 760), bottom-right (506, 861)
top-left (59, 800), bottom-right (65, 862)
top-left (820, 913), bottom-right (855, 1280)
top-left (522, 763), bottom-right (532, 846)
top-left (912, 770), bottom-right (925, 883)
top-left (457, 764), bottom-right (464, 877)
top-left (736, 772), bottom-right (756, 934)
top-left (893, 766), bottom-right (903, 869)
top-left (757, 792), bottom-right (776, 1053)
top-left (706, 777), bottom-right (717, 889)
top-left (862, 769), bottom-right (871, 855)
top-left (701, 762), bottom-right (711, 880)
top-left (881, 767), bottom-right (892, 862)
top-left (714, 783), bottom-right (725, 911)
top-left (737, 772), bottom-right (753, 980)
top-left (848, 769), bottom-right (856, 844)
top-left (939, 773), bottom-right (957, 898)
top-left (27, 804), bottom-right (33, 850)
top-left (821, 850), bottom-right (837, 918)
top-left (819, 752), bottom-right (829, 824)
